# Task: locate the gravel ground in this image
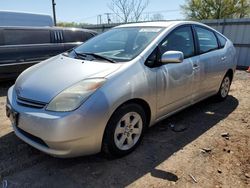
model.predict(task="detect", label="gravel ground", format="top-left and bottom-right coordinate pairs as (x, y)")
top-left (0, 71), bottom-right (249, 188)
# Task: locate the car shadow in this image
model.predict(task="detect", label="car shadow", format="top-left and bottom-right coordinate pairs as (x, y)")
top-left (0, 96), bottom-right (238, 187)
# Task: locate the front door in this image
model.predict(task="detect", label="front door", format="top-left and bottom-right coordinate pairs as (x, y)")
top-left (155, 26), bottom-right (198, 119)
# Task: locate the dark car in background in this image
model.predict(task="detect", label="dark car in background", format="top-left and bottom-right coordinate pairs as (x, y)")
top-left (0, 26), bottom-right (96, 80)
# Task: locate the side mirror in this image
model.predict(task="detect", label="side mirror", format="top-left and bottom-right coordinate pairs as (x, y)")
top-left (161, 51), bottom-right (184, 64)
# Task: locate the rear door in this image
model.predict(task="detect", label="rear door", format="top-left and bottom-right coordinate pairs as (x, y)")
top-left (194, 26), bottom-right (224, 98)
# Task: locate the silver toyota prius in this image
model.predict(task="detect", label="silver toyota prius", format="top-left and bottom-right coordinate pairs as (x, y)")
top-left (6, 21), bottom-right (236, 158)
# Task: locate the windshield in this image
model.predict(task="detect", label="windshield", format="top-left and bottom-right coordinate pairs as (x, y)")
top-left (71, 27), bottom-right (163, 62)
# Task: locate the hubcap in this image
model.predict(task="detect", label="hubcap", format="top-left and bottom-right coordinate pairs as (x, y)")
top-left (221, 77), bottom-right (230, 98)
top-left (114, 112), bottom-right (143, 151)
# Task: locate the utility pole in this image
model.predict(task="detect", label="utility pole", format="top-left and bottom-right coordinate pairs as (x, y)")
top-left (97, 15), bottom-right (102, 24)
top-left (105, 13), bottom-right (111, 24)
top-left (52, 0), bottom-right (57, 26)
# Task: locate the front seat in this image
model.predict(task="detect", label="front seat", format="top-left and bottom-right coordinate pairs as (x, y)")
top-left (133, 35), bottom-right (148, 52)
top-left (164, 34), bottom-right (187, 56)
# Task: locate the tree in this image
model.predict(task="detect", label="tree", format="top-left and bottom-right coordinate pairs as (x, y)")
top-left (132, 0), bottom-right (149, 22)
top-left (108, 0), bottom-right (149, 23)
top-left (150, 13), bottom-right (164, 21)
top-left (181, 0), bottom-right (250, 20)
top-left (57, 22), bottom-right (92, 28)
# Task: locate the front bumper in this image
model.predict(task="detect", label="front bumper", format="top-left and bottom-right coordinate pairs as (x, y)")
top-left (7, 86), bottom-right (108, 158)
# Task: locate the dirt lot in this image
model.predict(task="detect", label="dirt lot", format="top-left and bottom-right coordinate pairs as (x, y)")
top-left (0, 71), bottom-right (249, 188)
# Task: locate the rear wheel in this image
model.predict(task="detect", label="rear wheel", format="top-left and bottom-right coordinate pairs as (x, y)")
top-left (216, 74), bottom-right (231, 101)
top-left (102, 103), bottom-right (146, 158)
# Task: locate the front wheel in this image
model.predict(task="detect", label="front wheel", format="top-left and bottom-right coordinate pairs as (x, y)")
top-left (216, 74), bottom-right (231, 101)
top-left (102, 103), bottom-right (146, 158)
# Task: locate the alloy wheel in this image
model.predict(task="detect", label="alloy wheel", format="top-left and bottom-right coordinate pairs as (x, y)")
top-left (221, 76), bottom-right (230, 98)
top-left (114, 112), bottom-right (143, 151)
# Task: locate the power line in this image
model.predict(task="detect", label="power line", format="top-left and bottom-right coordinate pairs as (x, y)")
top-left (75, 9), bottom-right (181, 24)
top-left (82, 14), bottom-right (100, 20)
top-left (143, 9), bottom-right (180, 14)
top-left (81, 9), bottom-right (180, 20)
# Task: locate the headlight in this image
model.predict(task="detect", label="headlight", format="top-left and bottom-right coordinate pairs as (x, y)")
top-left (46, 78), bottom-right (106, 112)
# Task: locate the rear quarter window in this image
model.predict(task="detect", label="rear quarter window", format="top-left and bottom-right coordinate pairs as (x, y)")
top-left (216, 33), bottom-right (227, 48)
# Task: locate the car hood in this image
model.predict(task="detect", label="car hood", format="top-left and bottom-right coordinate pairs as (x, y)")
top-left (15, 55), bottom-right (121, 103)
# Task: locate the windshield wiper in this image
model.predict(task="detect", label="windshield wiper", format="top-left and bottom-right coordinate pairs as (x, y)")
top-left (72, 49), bottom-right (87, 60)
top-left (73, 49), bottom-right (116, 63)
top-left (83, 52), bottom-right (116, 63)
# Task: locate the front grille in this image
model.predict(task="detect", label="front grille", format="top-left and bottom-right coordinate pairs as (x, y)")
top-left (17, 126), bottom-right (49, 148)
top-left (17, 96), bottom-right (46, 109)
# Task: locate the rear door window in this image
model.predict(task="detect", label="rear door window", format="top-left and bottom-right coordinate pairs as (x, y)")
top-left (3, 29), bottom-right (50, 45)
top-left (195, 26), bottom-right (219, 54)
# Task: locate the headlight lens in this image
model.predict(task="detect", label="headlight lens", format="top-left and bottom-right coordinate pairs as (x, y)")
top-left (46, 78), bottom-right (106, 112)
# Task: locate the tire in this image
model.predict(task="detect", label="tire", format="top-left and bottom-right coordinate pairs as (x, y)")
top-left (216, 74), bottom-right (232, 101)
top-left (102, 103), bottom-right (146, 158)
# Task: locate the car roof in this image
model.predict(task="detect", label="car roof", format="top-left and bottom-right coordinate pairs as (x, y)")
top-left (115, 20), bottom-right (204, 28)
top-left (0, 26), bottom-right (95, 33)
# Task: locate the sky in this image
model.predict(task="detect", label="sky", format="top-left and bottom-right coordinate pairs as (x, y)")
top-left (0, 0), bottom-right (185, 24)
